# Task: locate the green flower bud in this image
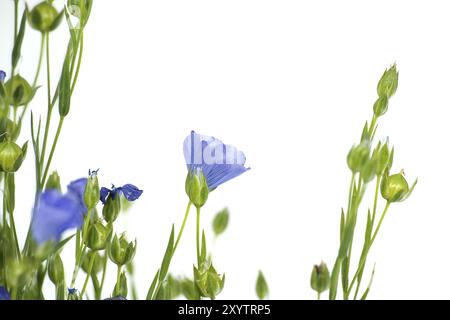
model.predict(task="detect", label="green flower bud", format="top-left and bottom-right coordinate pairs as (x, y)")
top-left (48, 254), bottom-right (65, 285)
top-left (185, 170), bottom-right (209, 208)
top-left (113, 272), bottom-right (128, 298)
top-left (212, 207), bottom-right (229, 237)
top-left (373, 142), bottom-right (392, 176)
top-left (85, 220), bottom-right (112, 251)
top-left (4, 75), bottom-right (33, 106)
top-left (360, 158), bottom-right (376, 183)
top-left (0, 140), bottom-right (27, 172)
top-left (108, 233), bottom-right (136, 266)
top-left (84, 174), bottom-right (100, 209)
top-left (102, 194), bottom-right (121, 223)
top-left (347, 143), bottom-right (370, 173)
top-left (81, 250), bottom-right (103, 274)
top-left (377, 64), bottom-right (398, 99)
top-left (381, 170), bottom-right (417, 203)
top-left (255, 270), bottom-right (269, 300)
top-left (45, 171), bottom-right (61, 191)
top-left (373, 94), bottom-right (389, 117)
top-left (310, 262), bottom-right (330, 294)
top-left (194, 263), bottom-right (225, 300)
top-left (27, 2), bottom-right (63, 33)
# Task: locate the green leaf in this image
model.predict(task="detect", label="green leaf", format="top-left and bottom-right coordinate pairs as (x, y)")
top-left (58, 42), bottom-right (73, 117)
top-left (364, 209), bottom-right (372, 244)
top-left (146, 269), bottom-right (159, 300)
top-left (12, 10), bottom-right (27, 69)
top-left (341, 256), bottom-right (349, 293)
top-left (212, 207), bottom-right (229, 236)
top-left (255, 270), bottom-right (269, 300)
top-left (159, 225), bottom-right (174, 281)
top-left (329, 259), bottom-right (341, 300)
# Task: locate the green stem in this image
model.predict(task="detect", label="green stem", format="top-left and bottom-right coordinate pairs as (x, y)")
top-left (347, 201), bottom-right (390, 296)
top-left (150, 200), bottom-right (192, 300)
top-left (14, 0), bottom-right (18, 43)
top-left (98, 255), bottom-right (108, 299)
top-left (317, 292), bottom-right (321, 300)
top-left (80, 251), bottom-right (96, 297)
top-left (70, 33), bottom-right (83, 95)
top-left (70, 208), bottom-right (92, 287)
top-left (174, 201), bottom-right (192, 252)
top-left (39, 32), bottom-right (52, 174)
top-left (41, 117), bottom-right (64, 188)
top-left (196, 206), bottom-right (201, 267)
top-left (352, 175), bottom-right (381, 299)
top-left (370, 202), bottom-right (391, 246)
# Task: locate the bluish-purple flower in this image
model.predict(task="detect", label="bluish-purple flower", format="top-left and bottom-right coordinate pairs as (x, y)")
top-left (183, 131), bottom-right (249, 190)
top-left (0, 286), bottom-right (11, 300)
top-left (100, 184), bottom-right (143, 205)
top-left (31, 190), bottom-right (84, 245)
top-left (0, 70), bottom-right (6, 82)
top-left (67, 177), bottom-right (88, 213)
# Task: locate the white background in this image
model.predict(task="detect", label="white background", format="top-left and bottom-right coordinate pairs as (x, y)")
top-left (1, 0), bottom-right (449, 299)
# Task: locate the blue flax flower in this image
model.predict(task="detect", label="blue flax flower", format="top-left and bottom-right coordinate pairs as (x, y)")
top-left (100, 184), bottom-right (143, 205)
top-left (0, 286), bottom-right (11, 300)
top-left (31, 190), bottom-right (84, 245)
top-left (183, 130), bottom-right (249, 190)
top-left (0, 70), bottom-right (6, 82)
top-left (67, 177), bottom-right (88, 213)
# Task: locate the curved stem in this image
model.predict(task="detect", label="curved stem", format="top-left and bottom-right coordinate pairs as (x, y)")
top-left (98, 255), bottom-right (108, 299)
top-left (174, 201), bottom-right (192, 252)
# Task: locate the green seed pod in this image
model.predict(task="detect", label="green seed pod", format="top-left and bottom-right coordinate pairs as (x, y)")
top-left (194, 263), bottom-right (225, 300)
top-left (347, 143), bottom-right (370, 174)
top-left (185, 170), bottom-right (209, 208)
top-left (81, 250), bottom-right (103, 274)
top-left (45, 171), bottom-right (61, 191)
top-left (373, 142), bottom-right (391, 176)
top-left (373, 94), bottom-right (389, 117)
top-left (0, 141), bottom-right (26, 172)
top-left (4, 75), bottom-right (33, 106)
top-left (377, 64), bottom-right (398, 99)
top-left (84, 174), bottom-right (100, 209)
top-left (108, 234), bottom-right (136, 266)
top-left (102, 194), bottom-right (121, 223)
top-left (381, 170), bottom-right (417, 203)
top-left (28, 2), bottom-right (63, 33)
top-left (85, 220), bottom-right (112, 251)
top-left (310, 262), bottom-right (330, 294)
top-left (48, 254), bottom-right (65, 285)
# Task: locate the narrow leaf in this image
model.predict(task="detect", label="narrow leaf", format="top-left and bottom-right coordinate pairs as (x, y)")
top-left (12, 10), bottom-right (27, 69)
top-left (159, 225), bottom-right (174, 281)
top-left (146, 269), bottom-right (159, 300)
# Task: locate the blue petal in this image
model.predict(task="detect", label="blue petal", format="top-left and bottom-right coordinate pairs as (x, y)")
top-left (184, 130), bottom-right (249, 189)
top-left (100, 187), bottom-right (111, 204)
top-left (119, 184), bottom-right (143, 201)
top-left (0, 287), bottom-right (10, 300)
top-left (31, 190), bottom-right (84, 245)
top-left (0, 70), bottom-right (6, 82)
top-left (67, 178), bottom-right (88, 213)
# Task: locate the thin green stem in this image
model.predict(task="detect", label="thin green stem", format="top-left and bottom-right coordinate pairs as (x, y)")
top-left (317, 292), bottom-right (321, 300)
top-left (370, 202), bottom-right (390, 246)
top-left (39, 32), bottom-right (53, 174)
top-left (71, 208), bottom-right (93, 287)
top-left (347, 201), bottom-right (390, 296)
top-left (80, 251), bottom-right (96, 297)
top-left (70, 33), bottom-right (83, 95)
top-left (174, 201), bottom-right (192, 252)
top-left (98, 255), bottom-right (108, 299)
top-left (150, 201), bottom-right (192, 300)
top-left (41, 117), bottom-right (64, 188)
top-left (196, 206), bottom-right (201, 267)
